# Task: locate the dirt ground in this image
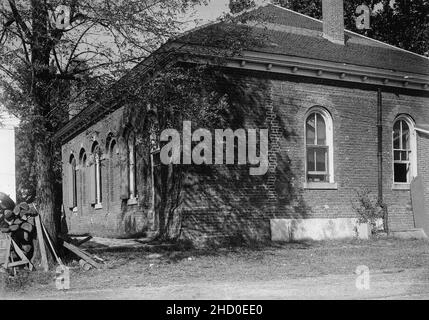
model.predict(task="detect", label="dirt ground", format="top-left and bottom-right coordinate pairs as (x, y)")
top-left (1, 237), bottom-right (429, 300)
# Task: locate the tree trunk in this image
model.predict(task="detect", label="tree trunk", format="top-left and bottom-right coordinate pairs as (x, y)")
top-left (30, 0), bottom-right (60, 260)
top-left (29, 138), bottom-right (58, 268)
top-left (155, 163), bottom-right (184, 241)
top-left (35, 140), bottom-right (58, 246)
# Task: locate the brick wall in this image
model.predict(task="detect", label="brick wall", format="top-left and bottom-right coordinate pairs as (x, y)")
top-left (61, 69), bottom-right (429, 242)
top-left (382, 91), bottom-right (429, 230)
top-left (180, 72), bottom-right (429, 244)
top-left (61, 106), bottom-right (154, 238)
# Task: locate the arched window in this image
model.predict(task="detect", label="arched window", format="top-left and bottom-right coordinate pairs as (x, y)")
top-left (68, 155), bottom-right (77, 209)
top-left (393, 116), bottom-right (417, 184)
top-left (127, 131), bottom-right (137, 200)
top-left (305, 107), bottom-right (334, 184)
top-left (79, 149), bottom-right (87, 205)
top-left (108, 138), bottom-right (117, 202)
top-left (91, 142), bottom-right (102, 206)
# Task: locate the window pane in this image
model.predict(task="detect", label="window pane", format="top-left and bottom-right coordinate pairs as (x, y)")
top-left (393, 121), bottom-right (400, 149)
top-left (307, 147), bottom-right (315, 172)
top-left (394, 163), bottom-right (409, 183)
top-left (306, 114), bottom-right (315, 145)
top-left (308, 174), bottom-right (327, 183)
top-left (316, 113), bottom-right (326, 145)
top-left (316, 148), bottom-right (327, 172)
top-left (394, 150), bottom-right (401, 161)
top-left (401, 151), bottom-right (409, 161)
top-left (401, 121), bottom-right (410, 150)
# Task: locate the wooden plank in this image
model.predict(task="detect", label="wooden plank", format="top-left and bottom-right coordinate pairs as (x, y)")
top-left (0, 234), bottom-right (10, 263)
top-left (11, 239), bottom-right (33, 271)
top-left (34, 214), bottom-right (49, 272)
top-left (41, 220), bottom-right (63, 266)
top-left (411, 176), bottom-right (429, 236)
top-left (76, 236), bottom-right (93, 247)
top-left (1, 236), bottom-right (11, 268)
top-left (59, 235), bottom-right (92, 247)
top-left (63, 241), bottom-right (101, 269)
top-left (7, 261), bottom-right (30, 268)
top-left (9, 252), bottom-right (16, 276)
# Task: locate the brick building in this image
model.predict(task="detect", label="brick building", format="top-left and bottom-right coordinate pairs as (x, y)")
top-left (55, 2), bottom-right (429, 244)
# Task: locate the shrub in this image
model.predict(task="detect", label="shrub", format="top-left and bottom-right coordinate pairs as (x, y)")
top-left (352, 189), bottom-right (386, 234)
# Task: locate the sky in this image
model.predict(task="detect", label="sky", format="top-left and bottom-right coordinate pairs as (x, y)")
top-left (187, 0), bottom-right (268, 26)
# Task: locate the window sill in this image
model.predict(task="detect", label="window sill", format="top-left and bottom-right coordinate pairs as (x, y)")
top-left (304, 182), bottom-right (338, 190)
top-left (392, 184), bottom-right (410, 190)
top-left (94, 203), bottom-right (103, 210)
top-left (127, 197), bottom-right (138, 206)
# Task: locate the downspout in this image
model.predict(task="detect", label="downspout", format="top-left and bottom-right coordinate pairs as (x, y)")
top-left (377, 88), bottom-right (388, 233)
top-left (150, 152), bottom-right (158, 235)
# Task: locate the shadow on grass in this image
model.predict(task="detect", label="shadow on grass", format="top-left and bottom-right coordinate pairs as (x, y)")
top-left (79, 236), bottom-right (429, 267)
top-left (77, 236), bottom-right (337, 266)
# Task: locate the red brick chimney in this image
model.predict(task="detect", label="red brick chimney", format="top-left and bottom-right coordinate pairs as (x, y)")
top-left (322, 0), bottom-right (345, 45)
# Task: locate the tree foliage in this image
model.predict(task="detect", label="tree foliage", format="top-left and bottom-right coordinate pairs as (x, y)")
top-left (369, 0), bottom-right (429, 56)
top-left (230, 0), bottom-right (429, 56)
top-left (139, 66), bottom-right (231, 240)
top-left (229, 0), bottom-right (256, 14)
top-left (0, 0), bottom-right (203, 245)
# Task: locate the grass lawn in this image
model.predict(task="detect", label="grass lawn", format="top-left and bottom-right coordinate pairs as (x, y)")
top-left (2, 237), bottom-right (428, 298)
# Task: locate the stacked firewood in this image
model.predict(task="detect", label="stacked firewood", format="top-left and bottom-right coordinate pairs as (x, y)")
top-left (0, 194), bottom-right (37, 259)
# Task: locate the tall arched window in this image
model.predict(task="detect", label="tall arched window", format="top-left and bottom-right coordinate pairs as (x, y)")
top-left (68, 155), bottom-right (77, 209)
top-left (305, 107), bottom-right (334, 184)
top-left (127, 131), bottom-right (137, 200)
top-left (108, 138), bottom-right (117, 202)
top-left (393, 116), bottom-right (417, 184)
top-left (91, 142), bottom-right (102, 207)
top-left (79, 149), bottom-right (87, 206)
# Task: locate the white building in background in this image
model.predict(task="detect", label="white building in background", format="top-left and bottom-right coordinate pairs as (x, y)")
top-left (0, 108), bottom-right (19, 202)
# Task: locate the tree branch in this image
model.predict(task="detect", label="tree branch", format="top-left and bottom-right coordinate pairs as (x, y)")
top-left (64, 21), bottom-right (97, 72)
top-left (7, 0), bottom-right (31, 40)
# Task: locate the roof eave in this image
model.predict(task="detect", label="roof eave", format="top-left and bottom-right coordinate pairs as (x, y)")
top-left (171, 42), bottom-right (429, 91)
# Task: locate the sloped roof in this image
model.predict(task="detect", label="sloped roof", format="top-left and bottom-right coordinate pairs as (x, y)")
top-left (55, 3), bottom-right (429, 143)
top-left (176, 3), bottom-right (429, 76)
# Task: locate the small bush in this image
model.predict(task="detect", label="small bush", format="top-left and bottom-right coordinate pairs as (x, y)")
top-left (352, 189), bottom-right (387, 234)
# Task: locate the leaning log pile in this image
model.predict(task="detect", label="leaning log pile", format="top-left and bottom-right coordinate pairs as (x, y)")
top-left (1, 193), bottom-right (103, 273)
top-left (0, 193), bottom-right (37, 260)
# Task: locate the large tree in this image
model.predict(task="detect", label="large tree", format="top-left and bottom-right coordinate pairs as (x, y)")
top-left (0, 0), bottom-right (203, 248)
top-left (370, 0), bottom-right (429, 56)
top-left (230, 0), bottom-right (429, 56)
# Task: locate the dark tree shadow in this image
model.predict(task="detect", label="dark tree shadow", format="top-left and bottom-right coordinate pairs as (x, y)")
top-left (177, 69), bottom-right (311, 246)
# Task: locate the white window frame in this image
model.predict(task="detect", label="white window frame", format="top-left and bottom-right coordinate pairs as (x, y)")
top-left (127, 131), bottom-right (137, 204)
top-left (70, 155), bottom-right (77, 210)
top-left (79, 150), bottom-right (87, 208)
top-left (392, 115), bottom-right (417, 189)
top-left (304, 107), bottom-right (337, 190)
top-left (92, 143), bottom-right (103, 208)
top-left (108, 139), bottom-right (117, 202)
